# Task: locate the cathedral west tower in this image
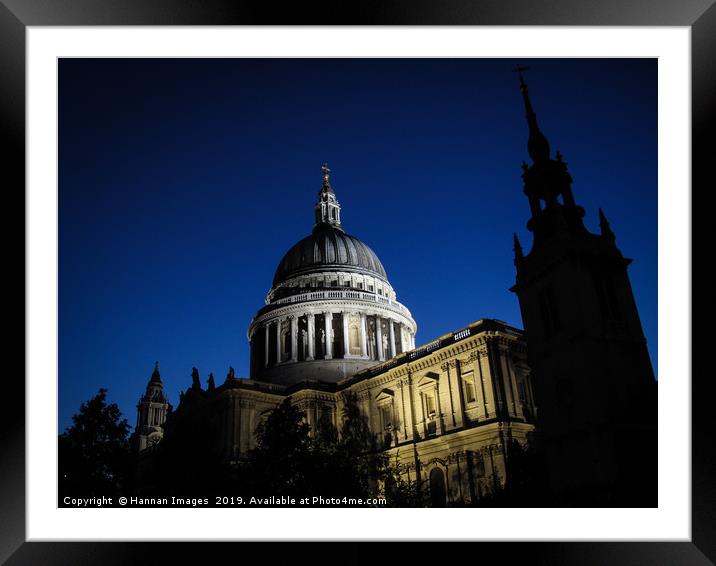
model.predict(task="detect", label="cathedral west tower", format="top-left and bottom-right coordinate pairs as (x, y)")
top-left (510, 67), bottom-right (657, 506)
top-left (133, 362), bottom-right (171, 452)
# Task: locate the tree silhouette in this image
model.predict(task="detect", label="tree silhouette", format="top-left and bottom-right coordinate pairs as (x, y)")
top-left (334, 392), bottom-right (422, 505)
top-left (235, 393), bottom-right (421, 506)
top-left (58, 388), bottom-right (131, 500)
top-left (125, 387), bottom-right (421, 506)
top-left (239, 397), bottom-right (312, 498)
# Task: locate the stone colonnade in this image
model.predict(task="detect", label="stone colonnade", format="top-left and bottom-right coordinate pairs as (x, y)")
top-left (255, 311), bottom-right (416, 368)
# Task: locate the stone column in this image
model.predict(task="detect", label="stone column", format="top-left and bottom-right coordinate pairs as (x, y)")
top-left (503, 347), bottom-right (524, 419)
top-left (342, 312), bottom-right (350, 359)
top-left (448, 360), bottom-right (464, 428)
top-left (275, 318), bottom-right (282, 364)
top-left (375, 316), bottom-right (385, 361)
top-left (434, 383), bottom-right (444, 435)
top-left (306, 314), bottom-right (315, 361)
top-left (324, 312), bottom-right (333, 360)
top-left (264, 324), bottom-right (270, 368)
top-left (398, 378), bottom-right (413, 442)
top-left (477, 349), bottom-right (496, 418)
top-left (388, 319), bottom-right (396, 358)
top-left (290, 316), bottom-right (298, 362)
top-left (360, 313), bottom-right (368, 358)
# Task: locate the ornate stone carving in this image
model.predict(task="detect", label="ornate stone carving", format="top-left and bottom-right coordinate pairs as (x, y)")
top-left (447, 451), bottom-right (464, 464)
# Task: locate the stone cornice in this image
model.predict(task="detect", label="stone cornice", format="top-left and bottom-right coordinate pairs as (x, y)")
top-left (287, 389), bottom-right (337, 403)
top-left (338, 322), bottom-right (525, 389)
top-left (218, 387), bottom-right (285, 406)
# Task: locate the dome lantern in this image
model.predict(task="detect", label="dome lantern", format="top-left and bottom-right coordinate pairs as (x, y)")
top-left (314, 162), bottom-right (344, 232)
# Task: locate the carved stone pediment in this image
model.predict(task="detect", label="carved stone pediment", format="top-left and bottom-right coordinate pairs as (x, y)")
top-left (416, 371), bottom-right (440, 387)
top-left (375, 388), bottom-right (395, 402)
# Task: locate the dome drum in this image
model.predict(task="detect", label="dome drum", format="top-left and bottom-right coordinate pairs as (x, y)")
top-left (249, 301), bottom-right (417, 385)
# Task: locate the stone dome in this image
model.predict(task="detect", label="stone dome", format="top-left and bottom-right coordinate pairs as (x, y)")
top-left (272, 224), bottom-right (388, 287)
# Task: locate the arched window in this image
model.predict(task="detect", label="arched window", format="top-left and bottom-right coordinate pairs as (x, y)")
top-left (429, 468), bottom-right (447, 507)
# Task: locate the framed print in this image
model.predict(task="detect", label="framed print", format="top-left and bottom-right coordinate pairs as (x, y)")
top-left (5, 1), bottom-right (714, 563)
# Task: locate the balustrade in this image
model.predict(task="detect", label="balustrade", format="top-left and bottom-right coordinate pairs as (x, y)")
top-left (268, 289), bottom-right (410, 315)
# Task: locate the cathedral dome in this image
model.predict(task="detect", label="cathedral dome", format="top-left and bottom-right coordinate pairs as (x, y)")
top-left (272, 224), bottom-right (388, 287)
top-left (248, 163), bottom-right (417, 385)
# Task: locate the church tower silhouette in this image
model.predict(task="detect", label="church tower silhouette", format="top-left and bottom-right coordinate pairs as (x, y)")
top-left (510, 67), bottom-right (657, 506)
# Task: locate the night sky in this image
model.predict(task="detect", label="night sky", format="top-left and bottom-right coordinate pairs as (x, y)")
top-left (59, 58), bottom-right (657, 432)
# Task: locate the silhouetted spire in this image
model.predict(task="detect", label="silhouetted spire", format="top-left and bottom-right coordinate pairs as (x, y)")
top-left (514, 65), bottom-right (551, 164)
top-left (599, 208), bottom-right (616, 242)
top-left (149, 361), bottom-right (162, 385)
top-left (314, 162), bottom-right (344, 232)
top-left (513, 232), bottom-right (524, 263)
top-left (191, 367), bottom-right (201, 390)
top-left (514, 66), bottom-right (585, 243)
top-left (207, 372), bottom-right (216, 391)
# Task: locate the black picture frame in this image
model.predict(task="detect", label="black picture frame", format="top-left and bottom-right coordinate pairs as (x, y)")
top-left (4, 1), bottom-right (713, 563)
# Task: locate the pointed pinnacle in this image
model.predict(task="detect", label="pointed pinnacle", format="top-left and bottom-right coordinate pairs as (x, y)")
top-left (513, 232), bottom-right (524, 261)
top-left (515, 66), bottom-right (551, 164)
top-left (149, 361), bottom-right (162, 384)
top-left (599, 208), bottom-right (615, 240)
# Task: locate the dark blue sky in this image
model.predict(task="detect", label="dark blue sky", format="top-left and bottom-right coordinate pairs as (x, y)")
top-left (59, 58), bottom-right (657, 432)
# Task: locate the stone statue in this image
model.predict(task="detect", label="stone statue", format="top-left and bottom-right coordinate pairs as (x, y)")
top-left (191, 367), bottom-right (201, 390)
top-left (301, 329), bottom-right (308, 357)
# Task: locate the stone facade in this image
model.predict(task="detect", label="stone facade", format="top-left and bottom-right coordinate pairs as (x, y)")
top-left (143, 318), bottom-right (535, 506)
